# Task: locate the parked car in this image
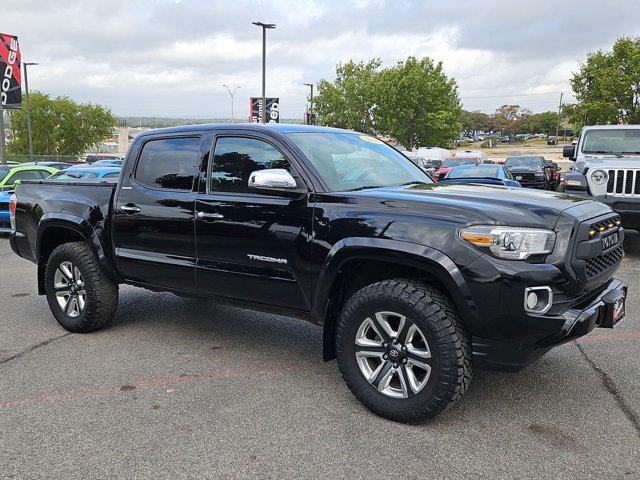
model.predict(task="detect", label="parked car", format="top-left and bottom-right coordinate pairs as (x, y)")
top-left (21, 162), bottom-right (74, 170)
top-left (433, 156), bottom-right (482, 180)
top-left (90, 159), bottom-right (124, 167)
top-left (84, 155), bottom-right (121, 164)
top-left (0, 165), bottom-right (58, 190)
top-left (9, 123), bottom-right (626, 423)
top-left (0, 189), bottom-right (13, 233)
top-left (562, 124), bottom-right (640, 231)
top-left (503, 155), bottom-right (554, 189)
top-left (406, 156), bottom-right (441, 175)
top-left (543, 159), bottom-right (561, 190)
top-left (47, 166), bottom-right (122, 181)
top-left (440, 164), bottom-right (522, 187)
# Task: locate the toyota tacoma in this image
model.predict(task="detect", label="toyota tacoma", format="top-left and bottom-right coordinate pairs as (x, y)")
top-left (9, 124), bottom-right (627, 422)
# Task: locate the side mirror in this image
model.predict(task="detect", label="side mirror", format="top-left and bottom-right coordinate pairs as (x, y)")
top-left (248, 169), bottom-right (301, 194)
top-left (562, 145), bottom-right (576, 160)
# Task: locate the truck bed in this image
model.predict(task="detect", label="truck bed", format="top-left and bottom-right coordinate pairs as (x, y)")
top-left (12, 180), bottom-right (118, 264)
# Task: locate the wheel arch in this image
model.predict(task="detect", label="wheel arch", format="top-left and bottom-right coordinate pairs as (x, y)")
top-left (36, 213), bottom-right (119, 294)
top-left (315, 238), bottom-right (477, 361)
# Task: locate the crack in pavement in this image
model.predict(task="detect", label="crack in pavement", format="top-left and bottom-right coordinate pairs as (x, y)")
top-left (0, 332), bottom-right (71, 366)
top-left (575, 341), bottom-right (640, 438)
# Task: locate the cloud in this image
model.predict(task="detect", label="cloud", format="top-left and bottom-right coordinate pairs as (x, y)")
top-left (4, 0), bottom-right (640, 117)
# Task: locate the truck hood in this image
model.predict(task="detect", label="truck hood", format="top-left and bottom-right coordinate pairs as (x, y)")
top-left (580, 156), bottom-right (640, 168)
top-left (352, 182), bottom-right (600, 229)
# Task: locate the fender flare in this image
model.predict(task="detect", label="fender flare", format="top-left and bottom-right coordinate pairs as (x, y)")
top-left (36, 213), bottom-right (120, 292)
top-left (314, 238), bottom-right (478, 360)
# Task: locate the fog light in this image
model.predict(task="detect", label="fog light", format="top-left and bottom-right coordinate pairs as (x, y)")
top-left (526, 292), bottom-right (538, 310)
top-left (524, 286), bottom-right (553, 314)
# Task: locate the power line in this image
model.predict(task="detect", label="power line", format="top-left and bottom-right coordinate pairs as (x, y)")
top-left (461, 91), bottom-right (568, 99)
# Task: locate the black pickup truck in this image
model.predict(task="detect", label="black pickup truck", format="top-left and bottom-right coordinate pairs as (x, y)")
top-left (9, 124), bottom-right (627, 422)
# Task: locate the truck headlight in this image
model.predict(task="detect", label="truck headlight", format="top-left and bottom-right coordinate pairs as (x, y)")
top-left (590, 169), bottom-right (608, 185)
top-left (460, 225), bottom-right (556, 260)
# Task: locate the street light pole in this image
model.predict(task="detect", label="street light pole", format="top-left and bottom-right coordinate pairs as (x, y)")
top-left (0, 96), bottom-right (6, 166)
top-left (304, 83), bottom-right (314, 124)
top-left (23, 62), bottom-right (38, 162)
top-left (222, 84), bottom-right (241, 123)
top-left (252, 22), bottom-right (276, 124)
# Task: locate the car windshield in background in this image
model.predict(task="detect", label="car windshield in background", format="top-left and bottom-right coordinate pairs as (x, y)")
top-left (448, 166), bottom-right (500, 179)
top-left (504, 156), bottom-right (542, 168)
top-left (286, 132), bottom-right (431, 191)
top-left (442, 158), bottom-right (477, 168)
top-left (582, 129), bottom-right (640, 155)
top-left (0, 167), bottom-right (10, 183)
top-left (48, 170), bottom-right (99, 180)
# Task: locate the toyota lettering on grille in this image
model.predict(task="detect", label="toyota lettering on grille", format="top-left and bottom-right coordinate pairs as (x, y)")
top-left (602, 232), bottom-right (619, 250)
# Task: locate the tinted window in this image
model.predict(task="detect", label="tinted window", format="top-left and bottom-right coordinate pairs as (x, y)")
top-left (135, 137), bottom-right (201, 190)
top-left (0, 167), bottom-right (10, 182)
top-left (49, 170), bottom-right (99, 180)
top-left (103, 172), bottom-right (121, 178)
top-left (211, 137), bottom-right (291, 193)
top-left (8, 170), bottom-right (47, 183)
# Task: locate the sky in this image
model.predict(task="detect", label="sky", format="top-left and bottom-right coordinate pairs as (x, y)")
top-left (4, 0), bottom-right (640, 120)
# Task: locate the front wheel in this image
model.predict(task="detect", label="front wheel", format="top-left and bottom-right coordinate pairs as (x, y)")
top-left (336, 280), bottom-right (472, 422)
top-left (45, 242), bottom-right (119, 333)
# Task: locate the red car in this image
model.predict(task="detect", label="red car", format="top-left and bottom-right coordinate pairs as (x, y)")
top-left (433, 157), bottom-right (482, 181)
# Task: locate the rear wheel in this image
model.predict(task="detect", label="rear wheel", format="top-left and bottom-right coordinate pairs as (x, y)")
top-left (336, 279), bottom-right (472, 422)
top-left (45, 242), bottom-right (119, 333)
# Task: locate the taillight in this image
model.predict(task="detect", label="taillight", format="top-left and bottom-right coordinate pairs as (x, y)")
top-left (550, 170), bottom-right (557, 181)
top-left (9, 193), bottom-right (16, 232)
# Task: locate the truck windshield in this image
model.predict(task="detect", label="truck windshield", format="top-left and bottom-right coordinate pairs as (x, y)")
top-left (582, 129), bottom-right (640, 155)
top-left (286, 132), bottom-right (431, 191)
top-left (504, 156), bottom-right (542, 168)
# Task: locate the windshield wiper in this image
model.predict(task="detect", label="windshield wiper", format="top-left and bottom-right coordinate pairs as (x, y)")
top-left (396, 181), bottom-right (429, 187)
top-left (347, 185), bottom-right (385, 192)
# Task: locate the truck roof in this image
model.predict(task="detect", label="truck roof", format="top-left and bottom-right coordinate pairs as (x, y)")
top-left (582, 124), bottom-right (640, 130)
top-left (136, 123), bottom-right (356, 137)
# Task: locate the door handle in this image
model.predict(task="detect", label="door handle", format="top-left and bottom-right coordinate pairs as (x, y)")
top-left (120, 204), bottom-right (141, 214)
top-left (196, 211), bottom-right (224, 221)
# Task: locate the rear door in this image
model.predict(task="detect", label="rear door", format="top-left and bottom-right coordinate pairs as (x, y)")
top-left (112, 133), bottom-right (205, 292)
top-left (194, 131), bottom-right (314, 311)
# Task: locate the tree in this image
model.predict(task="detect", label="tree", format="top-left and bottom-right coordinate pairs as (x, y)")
top-left (314, 59), bottom-right (381, 133)
top-left (491, 104), bottom-right (531, 138)
top-left (374, 57), bottom-right (462, 149)
top-left (461, 110), bottom-right (492, 135)
top-left (517, 111), bottom-right (558, 135)
top-left (565, 36), bottom-right (640, 129)
top-left (8, 92), bottom-right (118, 156)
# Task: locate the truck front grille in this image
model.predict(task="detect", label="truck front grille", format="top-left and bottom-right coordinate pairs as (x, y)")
top-left (585, 245), bottom-right (624, 279)
top-left (606, 169), bottom-right (640, 195)
top-left (572, 213), bottom-right (624, 282)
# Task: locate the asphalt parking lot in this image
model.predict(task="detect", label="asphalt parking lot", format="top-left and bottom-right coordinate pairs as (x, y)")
top-left (0, 237), bottom-right (639, 480)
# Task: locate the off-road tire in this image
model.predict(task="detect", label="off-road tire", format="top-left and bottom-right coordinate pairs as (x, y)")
top-left (336, 279), bottom-right (472, 423)
top-left (45, 242), bottom-right (119, 333)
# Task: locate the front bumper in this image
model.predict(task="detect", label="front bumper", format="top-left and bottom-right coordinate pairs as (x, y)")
top-left (471, 277), bottom-right (627, 371)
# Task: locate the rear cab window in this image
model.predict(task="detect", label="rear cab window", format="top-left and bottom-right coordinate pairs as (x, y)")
top-left (134, 136), bottom-right (201, 191)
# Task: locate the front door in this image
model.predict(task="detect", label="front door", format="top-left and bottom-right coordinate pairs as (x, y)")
top-left (112, 134), bottom-right (204, 292)
top-left (195, 133), bottom-right (314, 311)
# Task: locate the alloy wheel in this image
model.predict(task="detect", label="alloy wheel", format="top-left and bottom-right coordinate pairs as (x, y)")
top-left (354, 311), bottom-right (432, 398)
top-left (53, 261), bottom-right (86, 318)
